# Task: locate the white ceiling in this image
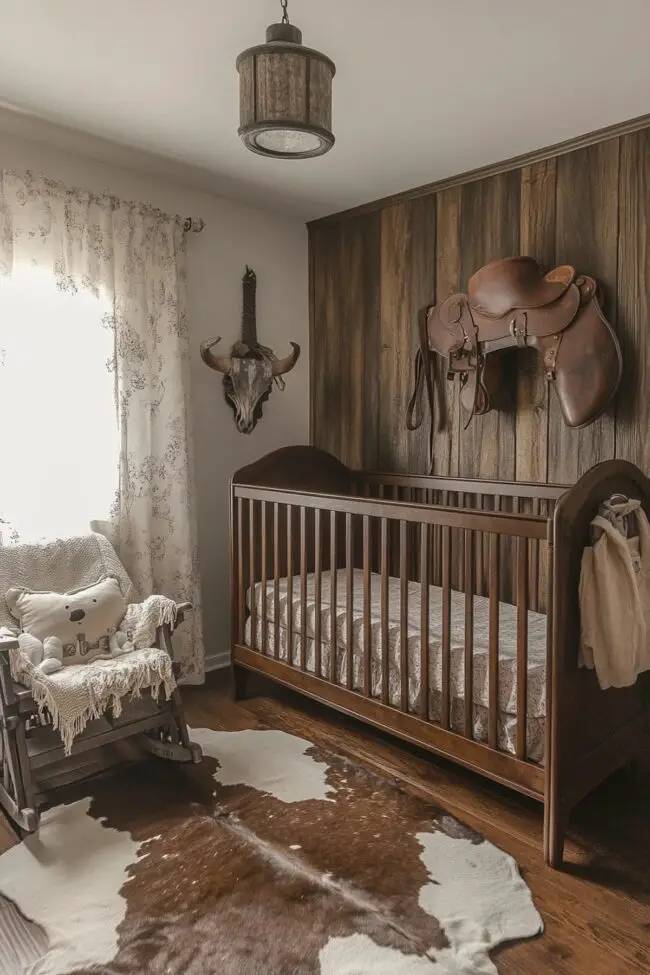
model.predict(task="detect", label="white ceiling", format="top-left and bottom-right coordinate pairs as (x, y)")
top-left (0, 0), bottom-right (649, 221)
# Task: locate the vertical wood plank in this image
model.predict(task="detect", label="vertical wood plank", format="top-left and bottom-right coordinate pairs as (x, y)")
top-left (458, 170), bottom-right (520, 482)
top-left (408, 194), bottom-right (437, 473)
top-left (339, 215), bottom-right (382, 468)
top-left (434, 187), bottom-right (462, 477)
top-left (379, 202), bottom-right (412, 471)
top-left (616, 130), bottom-right (650, 468)
top-left (361, 212), bottom-right (382, 469)
top-left (517, 157), bottom-right (556, 484)
top-left (548, 138), bottom-right (620, 482)
top-left (338, 221), bottom-right (362, 468)
top-left (310, 224), bottom-right (342, 459)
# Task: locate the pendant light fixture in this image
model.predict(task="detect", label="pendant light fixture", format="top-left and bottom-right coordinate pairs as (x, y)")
top-left (236, 0), bottom-right (336, 159)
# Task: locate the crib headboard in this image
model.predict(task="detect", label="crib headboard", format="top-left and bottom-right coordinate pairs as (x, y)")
top-left (232, 445), bottom-right (353, 495)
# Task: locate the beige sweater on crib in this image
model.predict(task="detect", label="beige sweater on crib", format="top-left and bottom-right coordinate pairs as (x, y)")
top-left (579, 506), bottom-right (650, 689)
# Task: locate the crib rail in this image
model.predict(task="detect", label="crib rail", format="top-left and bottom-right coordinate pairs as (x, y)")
top-left (231, 483), bottom-right (553, 798)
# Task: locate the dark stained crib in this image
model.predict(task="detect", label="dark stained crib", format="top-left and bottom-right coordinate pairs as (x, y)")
top-left (229, 446), bottom-right (650, 867)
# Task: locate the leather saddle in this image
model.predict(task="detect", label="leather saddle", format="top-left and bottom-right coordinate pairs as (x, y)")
top-left (407, 256), bottom-right (622, 467)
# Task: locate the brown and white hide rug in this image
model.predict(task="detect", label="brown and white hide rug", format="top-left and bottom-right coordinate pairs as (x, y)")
top-left (0, 725), bottom-right (543, 975)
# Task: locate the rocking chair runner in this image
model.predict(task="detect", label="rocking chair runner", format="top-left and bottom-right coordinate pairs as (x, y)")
top-left (0, 533), bottom-right (202, 834)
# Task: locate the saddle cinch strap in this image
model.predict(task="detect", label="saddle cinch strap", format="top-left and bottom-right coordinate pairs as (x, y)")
top-left (405, 306), bottom-right (436, 472)
top-left (406, 257), bottom-right (623, 467)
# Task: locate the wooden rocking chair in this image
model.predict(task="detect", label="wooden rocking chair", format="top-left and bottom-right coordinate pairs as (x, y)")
top-left (0, 533), bottom-right (202, 834)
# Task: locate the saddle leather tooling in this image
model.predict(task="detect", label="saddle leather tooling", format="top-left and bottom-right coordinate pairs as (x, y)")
top-left (406, 256), bottom-right (623, 470)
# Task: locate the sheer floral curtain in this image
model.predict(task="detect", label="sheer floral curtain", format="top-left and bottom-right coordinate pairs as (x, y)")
top-left (0, 170), bottom-right (204, 680)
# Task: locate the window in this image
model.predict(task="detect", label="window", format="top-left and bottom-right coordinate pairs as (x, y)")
top-left (0, 266), bottom-right (119, 545)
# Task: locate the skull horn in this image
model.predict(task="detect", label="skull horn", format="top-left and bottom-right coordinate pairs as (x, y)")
top-left (271, 342), bottom-right (301, 377)
top-left (200, 337), bottom-right (232, 374)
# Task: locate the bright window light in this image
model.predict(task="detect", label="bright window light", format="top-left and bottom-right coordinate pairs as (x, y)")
top-left (0, 266), bottom-right (119, 545)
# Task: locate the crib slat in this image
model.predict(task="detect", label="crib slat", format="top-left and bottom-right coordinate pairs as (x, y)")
top-left (464, 529), bottom-right (474, 739)
top-left (400, 520), bottom-right (408, 712)
top-left (314, 509), bottom-right (322, 678)
top-left (300, 507), bottom-right (307, 671)
top-left (346, 512), bottom-right (354, 690)
top-left (237, 498), bottom-right (244, 643)
top-left (273, 503), bottom-right (280, 659)
top-left (286, 505), bottom-right (294, 666)
top-left (363, 515), bottom-right (372, 697)
top-left (476, 521), bottom-right (484, 597)
top-left (441, 525), bottom-right (451, 729)
top-left (330, 511), bottom-right (338, 683)
top-left (380, 518), bottom-right (389, 705)
top-left (488, 532), bottom-right (500, 750)
top-left (516, 536), bottom-right (529, 760)
top-left (249, 500), bottom-right (257, 650)
top-left (531, 497), bottom-right (541, 613)
top-left (419, 523), bottom-right (430, 719)
top-left (261, 502), bottom-right (268, 652)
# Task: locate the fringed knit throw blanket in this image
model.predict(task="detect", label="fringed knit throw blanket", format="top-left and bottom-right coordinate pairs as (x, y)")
top-left (10, 596), bottom-right (178, 754)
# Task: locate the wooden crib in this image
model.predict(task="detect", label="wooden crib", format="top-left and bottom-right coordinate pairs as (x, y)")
top-left (229, 446), bottom-right (650, 867)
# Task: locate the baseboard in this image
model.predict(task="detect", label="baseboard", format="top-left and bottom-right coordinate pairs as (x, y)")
top-left (204, 649), bottom-right (231, 673)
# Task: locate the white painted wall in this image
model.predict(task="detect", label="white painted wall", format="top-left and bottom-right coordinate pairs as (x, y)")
top-left (0, 129), bottom-right (309, 669)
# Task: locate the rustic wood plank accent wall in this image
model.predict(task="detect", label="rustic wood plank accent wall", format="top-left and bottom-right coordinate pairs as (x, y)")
top-left (309, 125), bottom-right (650, 485)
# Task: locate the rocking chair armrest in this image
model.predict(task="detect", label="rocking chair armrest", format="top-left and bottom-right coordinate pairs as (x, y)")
top-left (154, 603), bottom-right (192, 660)
top-left (0, 636), bottom-right (19, 706)
top-left (0, 635), bottom-right (19, 658)
top-left (174, 601), bottom-right (193, 629)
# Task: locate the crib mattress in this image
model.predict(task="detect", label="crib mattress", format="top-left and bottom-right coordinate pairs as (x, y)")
top-left (245, 570), bottom-right (547, 762)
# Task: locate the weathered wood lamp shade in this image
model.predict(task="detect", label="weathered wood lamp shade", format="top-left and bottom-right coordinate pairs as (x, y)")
top-left (236, 4), bottom-right (335, 159)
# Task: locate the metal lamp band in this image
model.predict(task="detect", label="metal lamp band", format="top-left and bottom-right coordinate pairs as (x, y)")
top-left (238, 120), bottom-right (335, 159)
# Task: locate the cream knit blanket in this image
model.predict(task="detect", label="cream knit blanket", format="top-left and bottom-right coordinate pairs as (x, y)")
top-left (10, 595), bottom-right (179, 755)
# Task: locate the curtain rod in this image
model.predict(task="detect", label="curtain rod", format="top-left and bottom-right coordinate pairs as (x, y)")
top-left (183, 217), bottom-right (205, 233)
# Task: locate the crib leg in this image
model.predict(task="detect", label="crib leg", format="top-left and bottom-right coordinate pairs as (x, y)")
top-left (544, 801), bottom-right (567, 868)
top-left (231, 664), bottom-right (251, 701)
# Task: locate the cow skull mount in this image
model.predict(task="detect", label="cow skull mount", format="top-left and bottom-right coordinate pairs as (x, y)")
top-left (200, 266), bottom-right (300, 434)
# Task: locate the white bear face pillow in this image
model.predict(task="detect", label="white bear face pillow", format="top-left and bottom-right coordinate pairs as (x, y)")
top-left (5, 577), bottom-right (126, 666)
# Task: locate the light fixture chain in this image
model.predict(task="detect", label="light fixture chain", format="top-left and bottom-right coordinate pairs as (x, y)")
top-left (280, 0), bottom-right (289, 25)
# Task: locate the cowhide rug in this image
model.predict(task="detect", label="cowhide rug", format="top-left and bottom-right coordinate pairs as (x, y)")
top-left (0, 725), bottom-right (543, 974)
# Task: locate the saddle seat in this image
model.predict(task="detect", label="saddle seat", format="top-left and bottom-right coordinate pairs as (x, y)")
top-left (467, 257), bottom-right (575, 317)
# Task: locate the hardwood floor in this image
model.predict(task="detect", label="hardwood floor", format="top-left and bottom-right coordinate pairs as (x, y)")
top-left (2, 671), bottom-right (649, 973)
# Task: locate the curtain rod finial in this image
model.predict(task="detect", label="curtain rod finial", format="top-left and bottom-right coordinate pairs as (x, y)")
top-left (183, 216), bottom-right (205, 233)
